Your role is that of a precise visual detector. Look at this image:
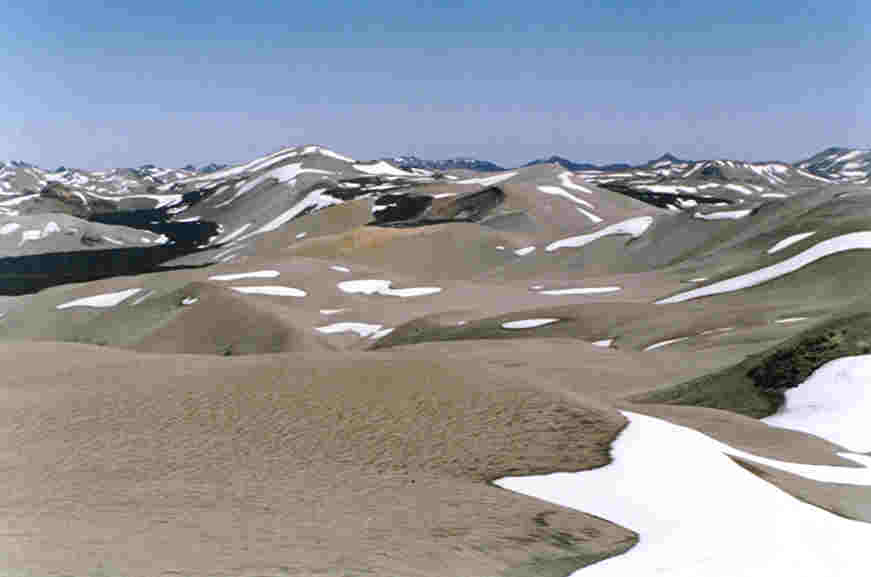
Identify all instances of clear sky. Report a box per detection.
[1,0,867,169]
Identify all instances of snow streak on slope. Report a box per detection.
[496,411,871,577]
[657,232,871,304]
[56,288,142,309]
[546,217,654,252]
[768,232,817,254]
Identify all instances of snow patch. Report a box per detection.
[658,232,871,304]
[230,286,306,297]
[546,216,654,252]
[502,318,560,329]
[57,288,142,309]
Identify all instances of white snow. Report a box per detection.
[575,207,604,223]
[57,288,142,310]
[700,327,735,336]
[352,161,413,177]
[101,236,124,245]
[546,216,654,252]
[0,222,21,235]
[514,246,536,256]
[502,318,560,329]
[330,265,351,273]
[592,339,613,347]
[0,194,39,207]
[677,198,698,208]
[768,231,817,254]
[181,297,199,305]
[775,317,809,324]
[230,286,307,297]
[496,410,871,577]
[644,336,689,351]
[797,169,832,183]
[239,188,341,239]
[538,287,621,295]
[369,327,395,340]
[693,209,752,220]
[208,270,280,281]
[764,355,871,453]
[337,279,442,298]
[129,290,154,306]
[495,245,506,250]
[216,223,252,245]
[762,193,789,199]
[296,232,308,239]
[658,231,871,304]
[319,308,348,315]
[315,322,384,338]
[724,183,755,196]
[538,185,596,210]
[558,172,594,194]
[310,146,355,163]
[456,172,517,186]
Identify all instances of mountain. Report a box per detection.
[644,152,688,167]
[523,155,633,172]
[3,143,871,577]
[388,155,506,172]
[796,146,871,182]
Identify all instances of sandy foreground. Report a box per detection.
[2,335,865,577]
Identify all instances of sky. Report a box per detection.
[0,0,868,170]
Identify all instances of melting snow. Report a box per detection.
[57,288,142,309]
[558,171,594,194]
[330,265,351,273]
[538,185,596,210]
[502,318,560,329]
[658,232,871,304]
[352,161,413,177]
[315,322,384,337]
[457,172,517,186]
[592,339,613,347]
[514,246,536,256]
[644,337,689,351]
[693,209,752,220]
[0,222,21,235]
[764,355,871,453]
[230,286,307,297]
[768,231,817,254]
[296,232,308,239]
[370,327,395,340]
[208,270,280,281]
[496,410,871,577]
[775,317,809,324]
[724,183,755,196]
[319,308,348,315]
[538,287,621,295]
[181,297,199,305]
[337,279,442,298]
[217,223,252,245]
[546,216,654,252]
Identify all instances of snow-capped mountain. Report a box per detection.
[797,147,871,183]
[388,155,506,173]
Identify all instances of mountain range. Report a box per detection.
[2,142,871,577]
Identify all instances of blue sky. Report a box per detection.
[1,0,867,169]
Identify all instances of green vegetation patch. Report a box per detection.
[633,312,871,418]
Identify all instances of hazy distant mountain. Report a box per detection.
[524,155,633,172]
[388,155,506,172]
[644,152,689,167]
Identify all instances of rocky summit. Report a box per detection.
[3,143,871,577]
